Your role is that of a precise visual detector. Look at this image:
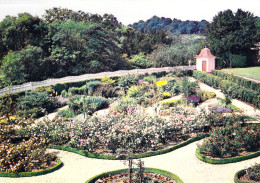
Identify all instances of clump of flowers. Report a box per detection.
[187,96,200,106]
[156,80,167,87]
[0,137,56,173]
[215,106,232,113]
[161,92,171,99]
[199,123,260,158]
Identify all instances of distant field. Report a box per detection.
[221,67,260,81]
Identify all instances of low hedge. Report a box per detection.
[193,70,260,108]
[0,158,63,177]
[195,148,260,164]
[52,134,210,160]
[212,70,260,93]
[85,167,184,183]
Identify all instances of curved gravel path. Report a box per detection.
[0,141,259,183]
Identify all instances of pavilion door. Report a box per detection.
[202,61,207,72]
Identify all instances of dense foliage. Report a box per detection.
[199,123,259,158]
[129,16,209,34]
[193,70,260,108]
[0,138,56,173]
[207,9,258,68]
[0,8,172,88]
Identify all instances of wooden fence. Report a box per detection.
[0,65,196,96]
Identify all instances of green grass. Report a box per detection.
[221,67,260,81]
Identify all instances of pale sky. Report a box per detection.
[0,0,259,25]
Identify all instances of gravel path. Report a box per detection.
[0,141,259,183]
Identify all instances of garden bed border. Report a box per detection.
[85,167,184,183]
[195,148,260,164]
[234,168,255,183]
[0,158,63,177]
[51,134,210,160]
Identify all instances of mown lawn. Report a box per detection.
[221,67,260,81]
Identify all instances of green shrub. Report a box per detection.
[127,85,143,98]
[68,85,87,95]
[196,90,216,102]
[93,85,118,98]
[109,97,138,113]
[179,77,198,97]
[211,70,260,93]
[17,91,59,118]
[35,86,55,96]
[61,90,68,98]
[229,54,247,68]
[68,95,108,115]
[118,74,140,89]
[193,70,260,108]
[86,81,101,96]
[101,77,115,85]
[142,75,157,84]
[161,99,181,107]
[57,108,75,118]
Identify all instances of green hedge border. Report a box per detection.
[195,148,260,164]
[85,167,184,183]
[0,158,63,177]
[52,134,209,160]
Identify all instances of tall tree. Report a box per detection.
[0,51,25,87]
[207,9,257,68]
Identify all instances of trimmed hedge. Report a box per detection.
[0,158,63,177]
[85,167,184,183]
[193,70,260,108]
[195,148,260,164]
[52,134,209,160]
[212,70,260,93]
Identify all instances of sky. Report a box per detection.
[0,0,259,25]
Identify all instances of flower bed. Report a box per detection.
[234,164,260,183]
[85,168,184,183]
[0,158,62,177]
[0,138,62,177]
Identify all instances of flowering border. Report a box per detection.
[195,148,260,164]
[85,167,184,183]
[51,134,210,160]
[0,158,63,177]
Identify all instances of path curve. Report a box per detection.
[0,141,259,183]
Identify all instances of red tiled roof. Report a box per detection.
[196,48,216,58]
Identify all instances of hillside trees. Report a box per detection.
[0,8,173,88]
[207,9,257,68]
[130,16,209,34]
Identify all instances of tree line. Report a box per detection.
[0,8,259,88]
[0,8,172,88]
[129,16,209,34]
